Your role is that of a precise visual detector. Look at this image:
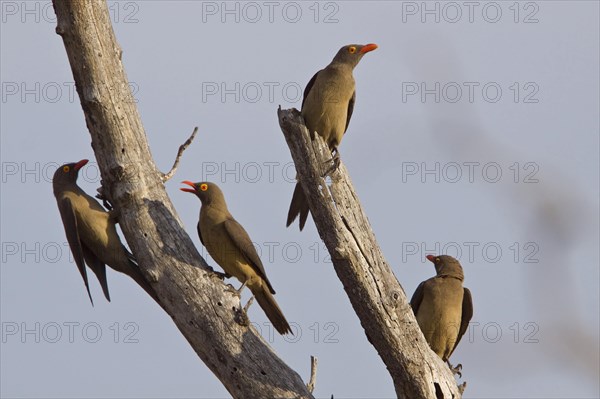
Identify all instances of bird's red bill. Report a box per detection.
[360,43,378,54]
[426,255,436,262]
[180,180,197,193]
[74,159,89,171]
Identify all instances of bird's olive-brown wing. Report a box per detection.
[344,90,356,133]
[58,197,94,305]
[223,218,275,294]
[450,287,473,357]
[410,281,426,316]
[196,222,204,246]
[301,70,320,110]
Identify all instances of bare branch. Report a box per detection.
[52,1,313,397]
[243,296,255,313]
[161,126,199,182]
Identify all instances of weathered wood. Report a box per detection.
[52,1,313,398]
[278,107,462,398]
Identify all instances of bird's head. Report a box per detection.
[180,181,225,206]
[52,159,88,191]
[331,43,378,68]
[426,254,465,280]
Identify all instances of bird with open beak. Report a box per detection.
[181,181,292,335]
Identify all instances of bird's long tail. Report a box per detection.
[286,182,310,231]
[87,262,110,303]
[253,286,292,335]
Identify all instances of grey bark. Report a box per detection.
[52,1,313,398]
[278,107,463,398]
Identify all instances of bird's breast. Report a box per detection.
[302,71,355,145]
[416,279,464,346]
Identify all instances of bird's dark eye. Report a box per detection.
[200,183,208,191]
[435,257,440,263]
[63,166,70,173]
[348,46,357,54]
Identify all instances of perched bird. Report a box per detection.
[181,181,292,335]
[53,159,156,304]
[410,255,473,375]
[287,43,378,230]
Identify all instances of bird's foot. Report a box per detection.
[213,271,230,280]
[225,281,246,296]
[96,184,114,211]
[234,297,254,327]
[457,381,467,394]
[447,362,463,378]
[102,198,114,211]
[236,281,247,295]
[224,284,241,296]
[321,151,340,177]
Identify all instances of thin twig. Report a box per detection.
[161,126,198,182]
[306,355,318,393]
[243,296,255,313]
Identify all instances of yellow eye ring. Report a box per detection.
[348,46,357,54]
[63,166,70,173]
[200,183,208,191]
[435,257,441,263]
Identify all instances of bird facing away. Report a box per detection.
[410,255,473,374]
[53,159,157,304]
[180,181,292,335]
[287,43,378,231]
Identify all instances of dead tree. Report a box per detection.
[52,0,462,397]
[53,1,312,398]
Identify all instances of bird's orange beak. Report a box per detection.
[426,255,436,263]
[74,159,89,171]
[180,180,197,193]
[360,43,378,54]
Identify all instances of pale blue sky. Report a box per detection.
[1,1,599,398]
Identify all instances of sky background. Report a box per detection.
[1,1,599,398]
